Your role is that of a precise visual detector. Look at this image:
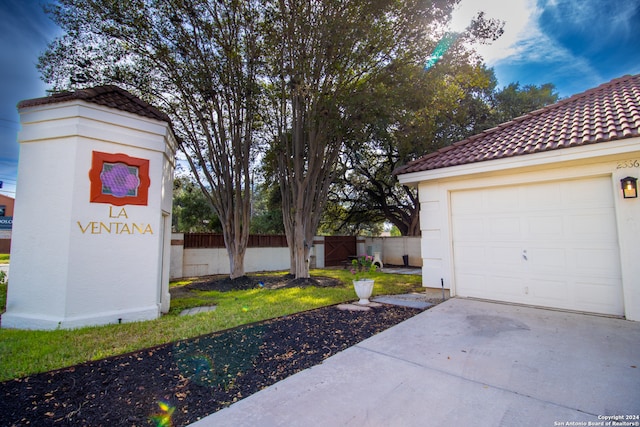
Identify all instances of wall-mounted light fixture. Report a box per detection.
[621,176,638,199]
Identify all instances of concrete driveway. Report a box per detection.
[191,298,640,426]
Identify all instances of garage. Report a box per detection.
[395,74,640,320]
[450,176,623,315]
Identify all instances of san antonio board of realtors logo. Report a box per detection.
[89,151,150,206]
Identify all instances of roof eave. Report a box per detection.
[397,136,640,185]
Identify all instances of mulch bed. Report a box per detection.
[0,275,428,427]
[185,273,343,292]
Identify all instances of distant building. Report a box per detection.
[0,194,14,253]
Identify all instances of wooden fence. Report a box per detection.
[183,233,288,248]
[323,236,357,266]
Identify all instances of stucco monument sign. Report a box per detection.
[1,86,176,330]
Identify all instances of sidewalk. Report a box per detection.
[190,298,640,426]
[380,266,422,275]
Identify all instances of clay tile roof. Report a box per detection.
[17,85,171,123]
[394,74,640,175]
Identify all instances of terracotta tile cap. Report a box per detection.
[18,85,171,123]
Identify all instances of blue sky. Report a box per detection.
[0,0,639,198]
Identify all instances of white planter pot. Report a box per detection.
[353,279,375,305]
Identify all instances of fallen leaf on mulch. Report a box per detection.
[0,303,424,427]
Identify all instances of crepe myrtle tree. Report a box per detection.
[268,2,504,241]
[39,0,263,279]
[261,0,472,278]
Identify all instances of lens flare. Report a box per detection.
[242,306,249,312]
[179,353,215,387]
[150,401,175,427]
[425,32,460,70]
[172,326,265,392]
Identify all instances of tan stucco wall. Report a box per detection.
[402,137,640,321]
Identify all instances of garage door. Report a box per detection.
[451,176,624,316]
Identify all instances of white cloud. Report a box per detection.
[453,0,638,69]
[450,0,541,64]
[450,0,604,86]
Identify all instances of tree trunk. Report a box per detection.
[292,221,309,278]
[227,243,246,279]
[406,205,420,236]
[282,179,315,278]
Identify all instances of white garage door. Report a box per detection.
[451,176,624,316]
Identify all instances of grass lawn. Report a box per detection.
[0,269,422,382]
[0,254,9,263]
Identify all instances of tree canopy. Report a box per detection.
[259,0,503,276]
[172,176,221,233]
[487,82,560,128]
[40,0,508,278]
[323,71,559,236]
